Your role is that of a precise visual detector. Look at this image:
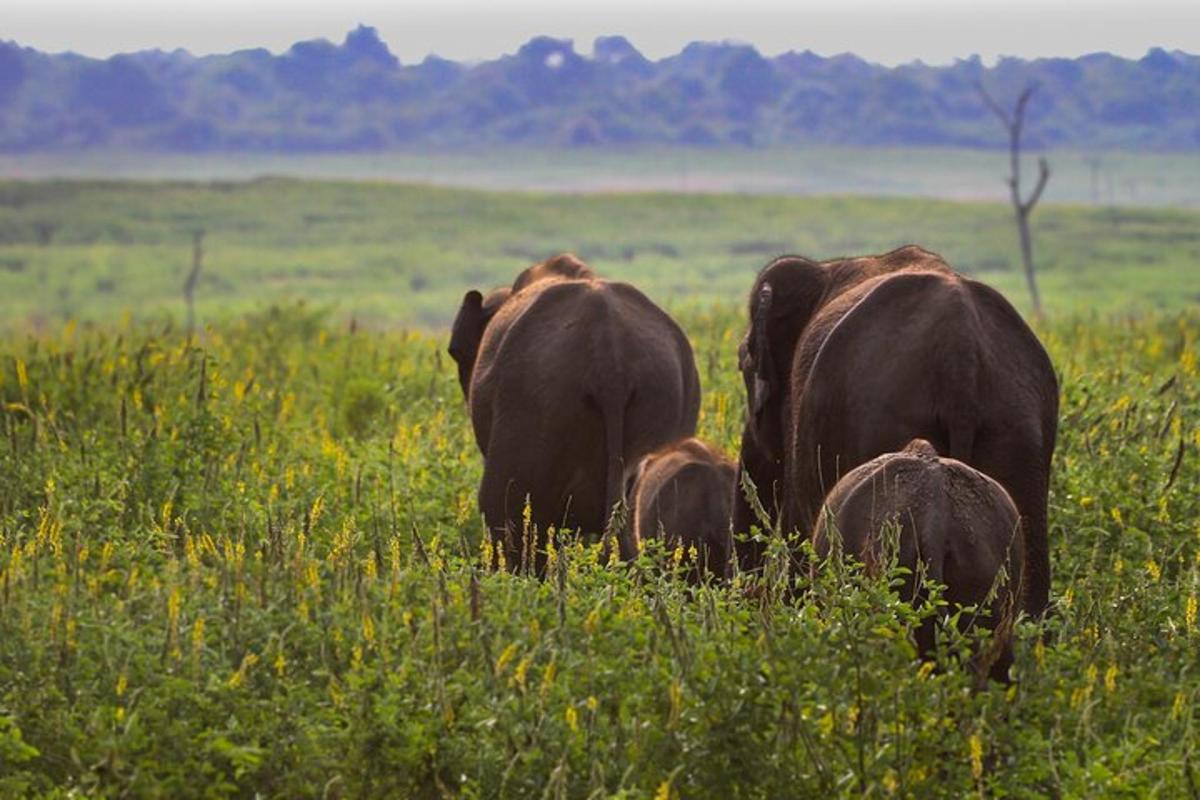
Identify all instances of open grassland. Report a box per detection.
[3,148,1199,208]
[1,304,1198,797]
[1,179,1199,332]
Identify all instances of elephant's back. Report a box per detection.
[794,269,968,394]
[819,445,1021,603]
[962,279,1059,437]
[477,278,699,411]
[794,270,992,451]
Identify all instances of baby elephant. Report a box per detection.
[813,439,1024,682]
[630,438,736,582]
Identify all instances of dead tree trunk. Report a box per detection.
[976,82,1050,317]
[184,229,205,340]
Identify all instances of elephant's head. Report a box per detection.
[738,256,831,460]
[449,287,512,400]
[511,252,595,293]
[738,247,949,457]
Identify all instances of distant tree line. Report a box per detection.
[0,26,1197,152]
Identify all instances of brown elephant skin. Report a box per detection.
[813,439,1025,682]
[735,245,1058,617]
[630,438,736,582]
[449,253,701,571]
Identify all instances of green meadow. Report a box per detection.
[1,178,1198,331]
[0,177,1198,796]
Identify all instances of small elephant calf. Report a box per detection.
[813,439,1024,682]
[630,438,736,582]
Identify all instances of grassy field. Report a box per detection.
[3,148,1199,208]
[0,303,1196,796]
[1,179,1199,332]
[1,176,1199,795]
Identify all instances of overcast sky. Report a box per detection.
[4,0,1198,64]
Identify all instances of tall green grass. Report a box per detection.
[1,304,1196,796]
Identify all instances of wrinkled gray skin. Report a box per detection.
[813,439,1025,683]
[449,254,701,573]
[735,245,1058,617]
[630,438,736,583]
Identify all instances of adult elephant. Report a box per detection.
[734,245,1058,616]
[449,253,701,572]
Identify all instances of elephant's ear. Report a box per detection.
[449,288,512,400]
[449,290,486,399]
[449,290,483,362]
[748,283,775,418]
[740,257,830,460]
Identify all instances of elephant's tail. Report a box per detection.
[600,390,636,561]
[908,510,947,658]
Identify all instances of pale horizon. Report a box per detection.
[4,0,1198,66]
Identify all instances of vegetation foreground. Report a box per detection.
[0,303,1197,797]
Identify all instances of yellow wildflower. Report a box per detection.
[882,771,898,794]
[512,656,531,690]
[668,679,683,727]
[495,642,519,675]
[968,733,984,779]
[227,652,259,689]
[309,495,324,530]
[540,660,557,698]
[191,617,206,657]
[167,586,182,627]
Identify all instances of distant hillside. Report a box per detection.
[1,26,1197,152]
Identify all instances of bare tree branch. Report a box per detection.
[1022,157,1051,213]
[974,80,1012,128]
[977,80,1049,317]
[1012,84,1037,135]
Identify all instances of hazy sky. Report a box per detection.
[4,0,1198,64]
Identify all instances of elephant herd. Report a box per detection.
[449,246,1058,680]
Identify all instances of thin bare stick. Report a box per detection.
[184,229,205,340]
[976,81,1050,317]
